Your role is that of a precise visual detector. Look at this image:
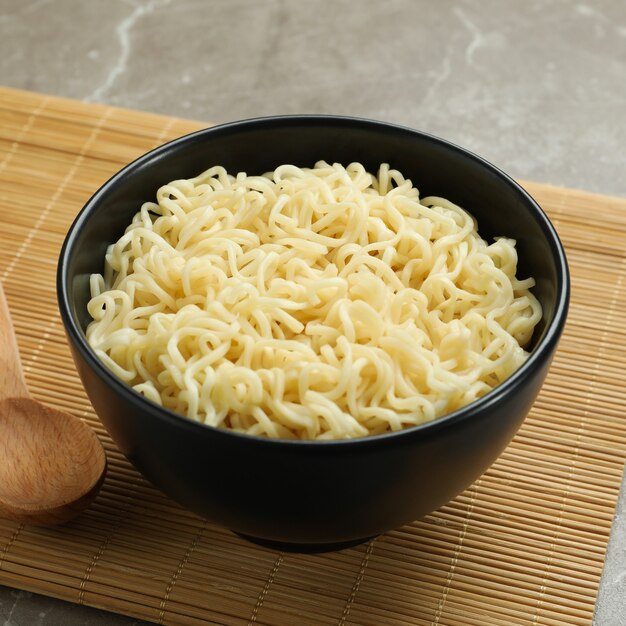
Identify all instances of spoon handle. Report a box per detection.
[0,281,30,400]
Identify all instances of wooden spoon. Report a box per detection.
[0,281,106,525]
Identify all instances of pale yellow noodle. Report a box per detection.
[87,162,542,440]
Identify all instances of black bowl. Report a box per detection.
[58,116,569,550]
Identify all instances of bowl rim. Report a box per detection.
[57,114,570,449]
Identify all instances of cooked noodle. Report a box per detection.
[86,162,542,439]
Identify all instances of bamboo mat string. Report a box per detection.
[337,540,376,626]
[1,87,625,626]
[432,479,481,624]
[154,116,180,146]
[248,552,285,624]
[22,317,60,376]
[76,469,150,606]
[77,529,112,606]
[0,96,49,177]
[0,524,23,572]
[157,521,208,624]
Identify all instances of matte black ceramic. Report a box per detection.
[58,116,569,550]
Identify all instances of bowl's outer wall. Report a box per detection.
[71,341,554,543]
[60,118,568,544]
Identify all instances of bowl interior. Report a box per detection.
[63,116,565,381]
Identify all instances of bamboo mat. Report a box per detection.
[0,86,625,626]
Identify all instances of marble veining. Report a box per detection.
[87,0,173,102]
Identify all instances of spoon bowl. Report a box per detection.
[0,282,106,525]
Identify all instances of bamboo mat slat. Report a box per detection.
[0,85,625,626]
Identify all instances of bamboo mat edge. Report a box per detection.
[3,83,626,208]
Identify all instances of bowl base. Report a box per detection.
[234,532,376,553]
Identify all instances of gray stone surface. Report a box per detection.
[0,588,145,626]
[0,0,625,624]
